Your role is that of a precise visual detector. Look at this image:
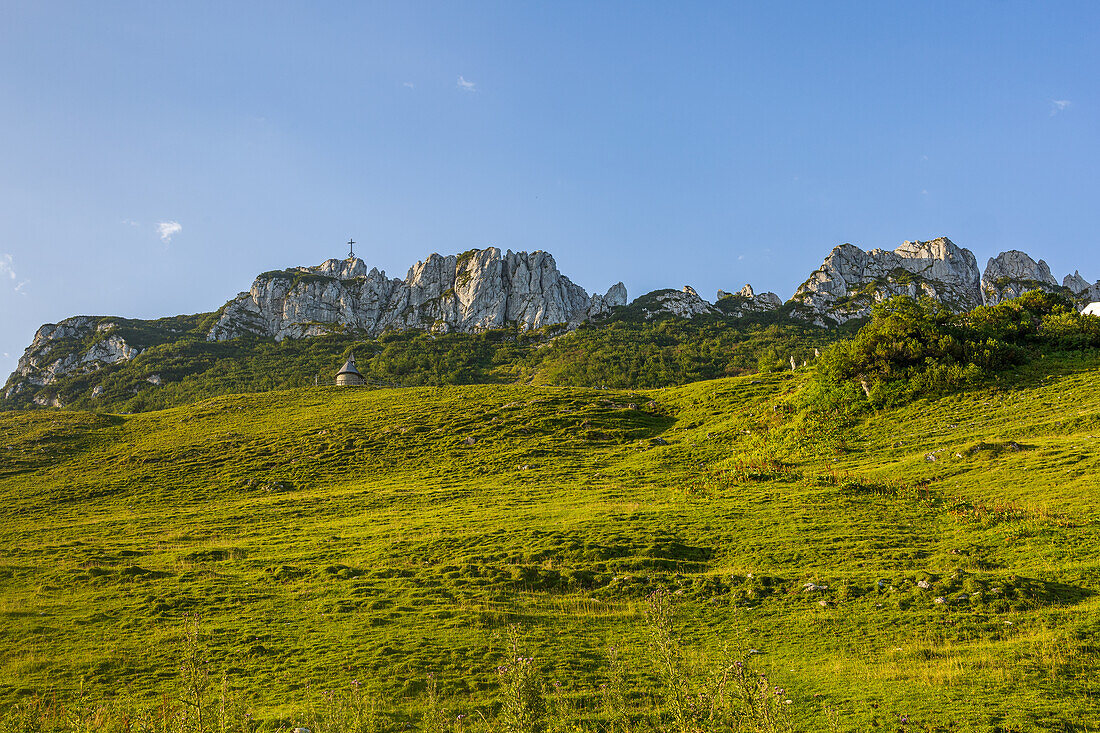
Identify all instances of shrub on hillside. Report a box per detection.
[803,291,1100,411]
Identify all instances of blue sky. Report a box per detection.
[1,1,1097,377]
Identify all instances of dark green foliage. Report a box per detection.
[803,291,1100,412]
[4,312,834,413]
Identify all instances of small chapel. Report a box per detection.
[335,353,366,386]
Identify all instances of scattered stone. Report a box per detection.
[146,374,162,385]
[649,437,669,446]
[818,600,830,607]
[934,597,946,604]
[917,580,932,590]
[463,436,478,446]
[91,385,104,398]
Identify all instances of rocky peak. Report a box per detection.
[4,316,143,399]
[714,283,783,318]
[790,237,981,326]
[981,250,1059,306]
[207,247,627,342]
[1062,270,1100,305]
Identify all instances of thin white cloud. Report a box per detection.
[403,82,415,89]
[121,218,140,227]
[457,75,477,92]
[156,220,182,244]
[1051,99,1072,116]
[0,254,28,294]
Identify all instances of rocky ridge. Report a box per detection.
[4,317,143,400]
[789,238,983,326]
[6,238,1099,406]
[208,248,627,342]
[980,250,1060,306]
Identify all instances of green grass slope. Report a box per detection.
[3,310,833,415]
[1,354,1099,731]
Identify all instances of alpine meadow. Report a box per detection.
[3,4,1100,732]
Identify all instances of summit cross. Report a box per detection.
[347,239,355,259]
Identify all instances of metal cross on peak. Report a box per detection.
[347,238,356,259]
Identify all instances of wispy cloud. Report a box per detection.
[156,220,182,244]
[1,253,28,294]
[121,218,140,227]
[1051,99,1072,116]
[403,82,415,89]
[457,75,477,92]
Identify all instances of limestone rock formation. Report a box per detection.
[207,248,627,341]
[980,251,1060,305]
[714,283,783,318]
[636,286,717,320]
[1063,271,1100,306]
[790,237,982,325]
[4,317,143,399]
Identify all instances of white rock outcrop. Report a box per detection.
[980,250,1060,305]
[715,284,783,318]
[637,286,717,320]
[4,318,142,398]
[208,249,627,341]
[790,237,982,325]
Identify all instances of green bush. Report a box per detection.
[804,291,1100,411]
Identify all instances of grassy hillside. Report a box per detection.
[2,308,834,414]
[2,349,1099,731]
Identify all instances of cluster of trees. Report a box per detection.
[801,291,1100,412]
[9,290,1097,414]
[9,313,832,412]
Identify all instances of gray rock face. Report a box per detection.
[714,283,783,318]
[980,250,1059,305]
[1063,270,1100,305]
[208,249,627,341]
[638,286,718,320]
[790,237,982,325]
[4,317,143,398]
